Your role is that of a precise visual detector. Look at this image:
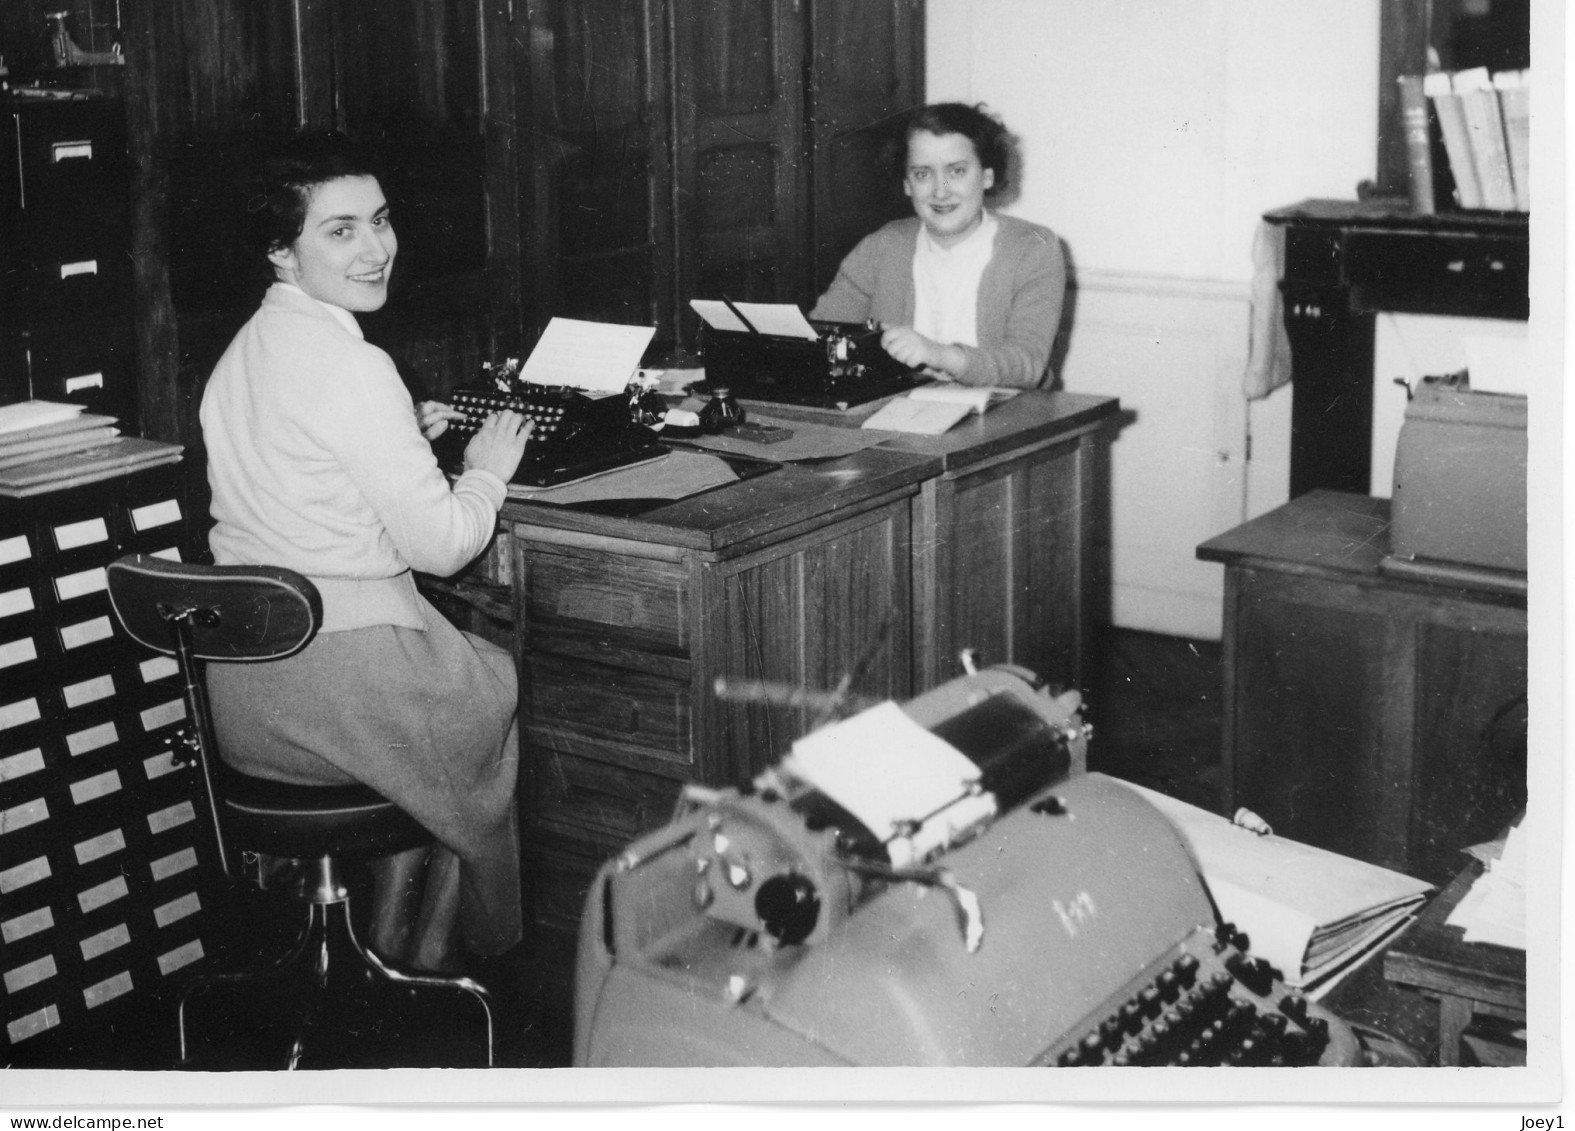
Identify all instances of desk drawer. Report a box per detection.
[1345,230,1528,319]
[524,653,693,770]
[520,545,688,652]
[530,750,679,847]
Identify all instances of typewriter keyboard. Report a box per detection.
[1040,921,1349,1067]
[448,386,580,442]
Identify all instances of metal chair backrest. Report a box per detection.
[106,554,323,876]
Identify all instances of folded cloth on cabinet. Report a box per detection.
[1243,220,1293,400]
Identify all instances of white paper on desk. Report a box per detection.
[860,396,971,435]
[689,299,819,341]
[518,318,656,393]
[0,400,85,435]
[907,385,1019,415]
[783,700,995,867]
[1447,818,1527,949]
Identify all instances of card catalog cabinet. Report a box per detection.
[0,464,218,1060]
[0,96,136,427]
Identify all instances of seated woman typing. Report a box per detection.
[810,102,1066,389]
[199,132,532,979]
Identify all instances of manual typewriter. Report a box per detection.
[436,364,663,488]
[700,319,928,410]
[574,665,1361,1068]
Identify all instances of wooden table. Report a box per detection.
[1383,853,1527,1066]
[1197,490,1526,884]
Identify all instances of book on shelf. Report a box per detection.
[1425,70,1483,209]
[1119,781,1433,999]
[1397,74,1436,214]
[1494,69,1530,212]
[1455,66,1517,211]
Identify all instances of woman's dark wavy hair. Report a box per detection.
[246,130,389,260]
[897,102,1012,196]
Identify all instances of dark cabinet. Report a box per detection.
[0,97,137,426]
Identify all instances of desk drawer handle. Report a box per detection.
[1489,259,1506,271]
[1446,260,1465,273]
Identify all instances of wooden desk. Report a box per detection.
[1383,855,1527,1066]
[483,391,1116,935]
[1264,200,1528,497]
[1197,491,1526,885]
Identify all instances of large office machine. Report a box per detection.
[574,667,1359,1067]
[700,319,926,410]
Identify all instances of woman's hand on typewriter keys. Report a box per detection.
[463,409,533,482]
[416,400,468,440]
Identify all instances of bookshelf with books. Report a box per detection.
[1411,67,1529,215]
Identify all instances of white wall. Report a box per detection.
[926,0,1381,636]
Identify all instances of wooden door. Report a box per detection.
[805,0,924,300]
[519,0,674,343]
[670,0,807,346]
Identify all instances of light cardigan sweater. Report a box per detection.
[810,213,1067,388]
[200,283,508,632]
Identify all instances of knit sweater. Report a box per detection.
[810,213,1067,388]
[200,283,507,632]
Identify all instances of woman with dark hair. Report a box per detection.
[811,102,1066,388]
[199,131,532,976]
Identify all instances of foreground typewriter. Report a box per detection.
[574,666,1360,1067]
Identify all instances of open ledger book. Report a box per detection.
[1119,782,1433,999]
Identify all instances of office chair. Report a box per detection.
[106,553,494,1069]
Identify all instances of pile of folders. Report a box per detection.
[0,401,182,498]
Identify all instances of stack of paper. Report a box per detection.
[861,386,1017,435]
[1120,782,1433,998]
[1446,819,1526,950]
[0,403,181,497]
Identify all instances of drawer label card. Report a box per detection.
[79,922,132,962]
[0,747,44,782]
[131,499,182,531]
[74,827,125,865]
[7,1004,61,1045]
[140,700,185,732]
[69,769,122,806]
[0,697,41,732]
[157,939,204,977]
[55,567,107,602]
[67,721,118,756]
[142,750,179,780]
[153,891,201,928]
[0,586,34,617]
[1,797,49,836]
[59,261,98,280]
[0,534,30,566]
[53,517,109,551]
[60,616,114,650]
[78,874,129,914]
[83,970,133,1010]
[1,905,55,945]
[150,846,198,882]
[0,636,38,669]
[63,673,116,709]
[52,140,93,162]
[138,655,179,683]
[4,954,58,995]
[147,800,196,835]
[0,854,51,894]
[151,546,183,562]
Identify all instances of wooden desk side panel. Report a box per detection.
[911,434,1090,693]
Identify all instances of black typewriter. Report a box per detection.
[437,382,663,488]
[700,319,927,410]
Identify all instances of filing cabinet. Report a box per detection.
[0,464,221,1061]
[0,95,136,427]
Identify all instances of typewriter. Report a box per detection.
[436,377,663,488]
[701,319,928,410]
[574,666,1361,1068]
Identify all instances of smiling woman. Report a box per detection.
[809,102,1067,389]
[196,131,534,988]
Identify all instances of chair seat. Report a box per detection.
[218,763,429,860]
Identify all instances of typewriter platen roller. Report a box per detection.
[573,668,1360,1067]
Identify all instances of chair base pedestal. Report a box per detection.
[177,861,494,1070]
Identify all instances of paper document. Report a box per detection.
[783,700,995,867]
[908,385,1019,415]
[861,397,971,435]
[690,299,818,341]
[0,400,85,436]
[518,318,656,393]
[1446,818,1526,950]
[1119,782,1432,995]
